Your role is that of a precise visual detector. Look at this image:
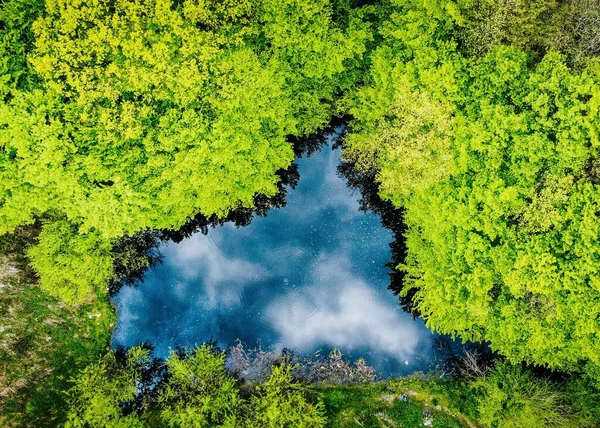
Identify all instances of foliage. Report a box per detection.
[63,348,327,427]
[65,347,150,428]
[344,67,457,203]
[544,0,600,67]
[403,48,600,378]
[390,365,599,427]
[247,361,326,427]
[61,344,599,427]
[471,362,573,427]
[346,0,600,383]
[159,345,240,427]
[306,349,376,384]
[451,0,600,67]
[456,0,559,57]
[27,221,113,304]
[0,0,370,303]
[0,0,44,96]
[3,0,600,426]
[108,231,162,296]
[342,0,464,204]
[564,375,600,427]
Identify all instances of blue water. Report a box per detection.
[112,140,439,376]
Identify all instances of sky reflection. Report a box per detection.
[112,141,436,376]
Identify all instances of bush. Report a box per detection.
[564,375,600,427]
[159,345,241,427]
[248,361,326,427]
[472,362,572,427]
[65,347,149,428]
[306,349,376,384]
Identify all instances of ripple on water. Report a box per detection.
[300,250,324,323]
[207,229,225,255]
[239,266,268,308]
[290,287,319,323]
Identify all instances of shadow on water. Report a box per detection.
[335,146,417,317]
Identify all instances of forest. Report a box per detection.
[2,0,600,426]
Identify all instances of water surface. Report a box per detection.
[113,140,439,376]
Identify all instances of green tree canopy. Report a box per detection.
[65,347,149,428]
[159,345,240,427]
[27,220,113,303]
[247,361,326,427]
[345,0,600,383]
[0,0,369,303]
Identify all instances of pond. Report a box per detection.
[112,133,445,377]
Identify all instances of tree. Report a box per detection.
[472,362,572,427]
[65,347,150,428]
[544,0,600,67]
[247,361,326,427]
[27,221,113,304]
[345,0,600,383]
[456,0,559,57]
[159,345,241,427]
[0,0,369,303]
[399,48,600,379]
[0,0,45,96]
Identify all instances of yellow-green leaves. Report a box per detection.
[0,0,44,96]
[399,47,600,375]
[344,15,461,205]
[67,346,327,427]
[0,0,368,304]
[249,361,326,427]
[345,1,600,382]
[65,347,150,428]
[160,346,240,427]
[28,221,113,304]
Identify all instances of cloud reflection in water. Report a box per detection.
[112,143,434,376]
[266,253,422,364]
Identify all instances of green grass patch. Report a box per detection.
[0,256,115,427]
[388,376,478,422]
[321,382,466,427]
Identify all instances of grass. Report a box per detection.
[0,237,116,427]
[387,376,479,426]
[320,380,473,427]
